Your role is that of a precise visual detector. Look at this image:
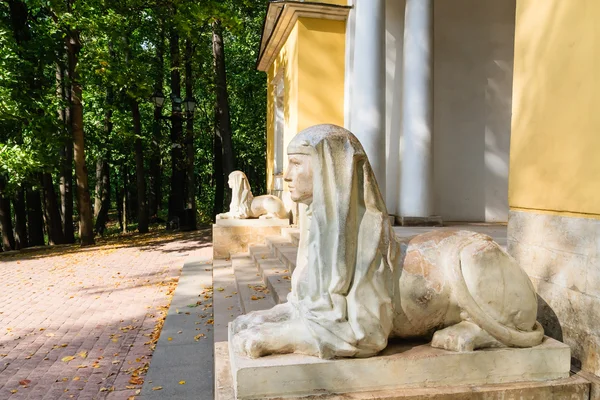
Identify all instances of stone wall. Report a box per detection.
[508,210,600,375]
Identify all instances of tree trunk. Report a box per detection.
[0,177,15,251]
[26,187,45,246]
[185,38,196,230]
[57,60,75,244]
[212,20,235,181]
[150,107,163,219]
[94,160,110,235]
[132,100,149,233]
[13,186,28,249]
[167,26,185,226]
[121,165,128,233]
[41,173,66,245]
[94,84,114,234]
[59,145,75,244]
[149,22,164,219]
[94,158,103,218]
[212,132,225,219]
[67,29,94,246]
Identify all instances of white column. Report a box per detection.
[350,0,386,197]
[400,0,433,218]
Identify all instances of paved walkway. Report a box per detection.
[0,229,212,400]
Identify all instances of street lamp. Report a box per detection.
[184,97,196,114]
[151,92,194,120]
[151,91,165,108]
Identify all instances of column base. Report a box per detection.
[396,215,443,227]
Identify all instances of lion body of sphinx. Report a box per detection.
[390,230,542,351]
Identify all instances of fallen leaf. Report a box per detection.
[77,351,87,359]
[10,389,17,394]
[19,379,31,386]
[167,337,172,341]
[61,356,75,362]
[152,386,163,391]
[179,380,186,385]
[129,376,144,385]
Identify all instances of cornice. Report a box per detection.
[257,1,351,72]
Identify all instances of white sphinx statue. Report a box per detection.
[216,171,287,220]
[232,124,543,359]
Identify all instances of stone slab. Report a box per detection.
[256,258,291,304]
[141,258,214,400]
[213,260,242,343]
[213,221,289,259]
[216,341,587,400]
[228,326,571,400]
[396,215,443,227]
[215,218,290,227]
[231,255,275,314]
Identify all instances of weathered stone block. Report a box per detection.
[228,320,570,400]
[213,219,290,259]
[508,210,600,376]
[216,340,584,400]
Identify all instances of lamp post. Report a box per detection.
[151,91,197,230]
[151,91,196,120]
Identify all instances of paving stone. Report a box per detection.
[0,230,212,399]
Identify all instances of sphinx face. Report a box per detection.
[284,154,313,205]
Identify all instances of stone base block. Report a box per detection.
[216,341,585,400]
[227,324,571,399]
[213,219,290,259]
[396,215,443,227]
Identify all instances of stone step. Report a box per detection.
[255,258,292,304]
[281,227,301,246]
[248,245,273,263]
[231,254,276,314]
[213,259,243,343]
[274,244,297,272]
[248,244,293,305]
[265,235,294,252]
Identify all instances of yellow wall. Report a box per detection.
[265,17,346,191]
[266,24,299,191]
[509,0,600,217]
[297,18,346,131]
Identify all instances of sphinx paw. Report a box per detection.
[232,328,268,358]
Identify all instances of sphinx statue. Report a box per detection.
[231,124,543,359]
[216,171,287,220]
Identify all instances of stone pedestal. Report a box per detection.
[226,323,571,399]
[213,219,290,259]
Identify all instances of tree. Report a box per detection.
[184,37,196,230]
[212,19,235,209]
[167,21,186,226]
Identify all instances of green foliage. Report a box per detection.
[0,0,268,235]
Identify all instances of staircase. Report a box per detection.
[213,227,299,344]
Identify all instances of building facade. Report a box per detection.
[258,0,600,380]
[258,0,516,223]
